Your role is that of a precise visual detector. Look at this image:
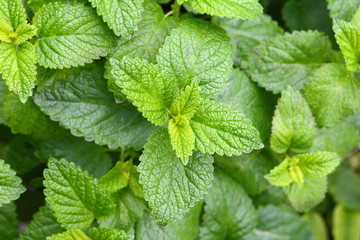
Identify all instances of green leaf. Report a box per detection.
[303,212,328,240]
[0,41,36,103]
[351,6,360,27]
[200,169,256,240]
[47,229,89,240]
[89,0,144,36]
[180,0,262,20]
[170,84,201,120]
[302,63,360,127]
[0,159,25,207]
[0,203,18,240]
[190,99,263,156]
[34,63,155,150]
[110,56,178,126]
[242,31,333,93]
[19,206,65,240]
[333,20,360,71]
[25,0,88,13]
[284,177,327,212]
[266,158,293,187]
[0,20,14,43]
[43,158,115,230]
[333,205,360,240]
[99,160,133,193]
[212,16,283,66]
[12,23,37,45]
[0,0,27,29]
[0,79,6,125]
[33,2,116,69]
[270,87,316,153]
[217,69,276,140]
[326,0,360,21]
[157,19,233,98]
[138,128,214,224]
[88,228,128,240]
[214,151,275,196]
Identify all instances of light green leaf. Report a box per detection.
[13,23,37,45]
[0,41,36,103]
[200,169,256,240]
[265,158,293,187]
[334,20,360,71]
[0,203,18,240]
[242,31,333,93]
[89,0,144,36]
[34,63,155,150]
[25,0,88,13]
[138,128,214,224]
[217,69,276,140]
[190,99,263,156]
[33,2,116,69]
[270,87,316,153]
[43,158,115,230]
[88,228,128,240]
[303,212,328,240]
[0,159,25,207]
[170,84,201,120]
[302,63,360,127]
[180,0,262,20]
[284,177,327,212]
[351,6,360,27]
[0,0,27,29]
[157,19,233,98]
[326,0,360,21]
[47,229,89,240]
[99,160,133,193]
[19,206,65,240]
[212,16,283,66]
[333,205,360,240]
[0,20,14,43]
[110,56,178,126]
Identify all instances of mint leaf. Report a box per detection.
[0,159,25,207]
[212,16,283,66]
[19,206,65,240]
[190,99,263,156]
[0,203,18,240]
[326,0,360,21]
[302,63,360,127]
[0,42,36,103]
[138,128,214,224]
[266,158,293,187]
[0,79,6,125]
[34,63,155,150]
[333,205,360,240]
[0,0,27,29]
[0,20,14,43]
[303,212,328,240]
[89,0,144,36]
[334,20,360,71]
[33,2,116,69]
[47,229,89,240]
[270,87,316,153]
[12,23,37,45]
[88,228,128,240]
[217,69,276,140]
[110,56,178,126]
[200,169,256,239]
[157,19,233,98]
[242,31,333,93]
[180,0,263,20]
[99,160,133,193]
[43,158,115,230]
[170,84,201,120]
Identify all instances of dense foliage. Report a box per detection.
[0,0,360,239]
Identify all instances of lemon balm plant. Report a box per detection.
[0,0,360,239]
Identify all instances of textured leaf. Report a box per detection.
[190,99,263,156]
[0,203,18,240]
[110,56,178,126]
[200,169,256,240]
[333,205,360,240]
[242,31,333,93]
[88,228,128,240]
[284,177,327,212]
[212,16,283,66]
[43,158,115,230]
[19,206,65,240]
[0,159,25,207]
[214,151,275,196]
[99,160,133,193]
[34,63,155,150]
[138,128,214,224]
[302,63,360,127]
[334,20,360,71]
[217,69,276,140]
[170,84,201,120]
[157,19,233,98]
[0,20,15,43]
[25,0,88,13]
[180,0,262,20]
[89,0,144,36]
[326,0,360,21]
[0,41,36,103]
[47,229,89,240]
[266,158,293,187]
[12,23,37,45]
[0,0,27,29]
[270,87,316,153]
[33,2,116,69]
